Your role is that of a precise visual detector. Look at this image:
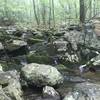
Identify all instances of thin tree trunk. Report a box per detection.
[52,0,55,28]
[49,0,52,29]
[79,0,85,24]
[32,0,40,27]
[89,0,92,18]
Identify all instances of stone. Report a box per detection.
[21,63,64,86]
[43,86,60,100]
[74,82,100,100]
[0,70,23,100]
[0,86,11,100]
[63,82,100,100]
[12,40,27,47]
[0,42,4,50]
[0,64,3,72]
[53,39,68,52]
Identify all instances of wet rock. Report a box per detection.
[63,82,100,100]
[63,91,86,100]
[4,40,27,52]
[0,40,28,57]
[33,31,43,39]
[43,86,60,100]
[64,53,79,63]
[0,64,3,72]
[68,24,82,31]
[75,82,100,100]
[21,63,64,87]
[90,54,100,66]
[27,53,52,64]
[27,38,44,45]
[64,76,86,83]
[0,86,11,100]
[54,31,65,37]
[0,42,4,50]
[53,39,68,52]
[0,70,23,100]
[12,40,27,47]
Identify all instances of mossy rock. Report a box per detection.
[27,38,44,44]
[0,61,22,71]
[27,54,52,64]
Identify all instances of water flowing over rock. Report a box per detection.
[21,63,64,86]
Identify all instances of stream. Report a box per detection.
[22,69,100,100]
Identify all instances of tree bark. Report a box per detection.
[32,0,40,26]
[79,0,85,24]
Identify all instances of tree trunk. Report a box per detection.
[49,0,52,29]
[52,0,55,28]
[32,0,40,26]
[79,0,85,24]
[89,0,92,18]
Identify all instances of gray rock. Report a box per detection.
[90,54,100,66]
[53,39,68,52]
[64,76,86,83]
[0,86,11,100]
[63,82,100,100]
[5,40,27,52]
[0,70,23,100]
[43,86,60,100]
[22,63,64,86]
[0,64,3,72]
[0,42,4,50]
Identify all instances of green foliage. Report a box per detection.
[0,0,100,26]
[27,38,44,44]
[27,53,52,64]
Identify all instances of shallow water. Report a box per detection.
[23,70,100,100]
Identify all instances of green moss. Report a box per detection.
[27,54,52,64]
[0,61,22,71]
[27,38,44,44]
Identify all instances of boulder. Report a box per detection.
[90,54,100,66]
[53,39,68,52]
[64,53,79,63]
[0,64,3,72]
[43,86,60,100]
[0,70,23,100]
[21,63,64,86]
[27,53,52,64]
[0,86,11,100]
[0,42,4,50]
[7,40,27,51]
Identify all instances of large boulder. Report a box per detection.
[0,70,23,100]
[21,63,64,86]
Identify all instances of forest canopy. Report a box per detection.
[0,0,100,28]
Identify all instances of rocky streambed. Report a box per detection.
[0,63,100,100]
[0,20,100,100]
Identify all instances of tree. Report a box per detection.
[52,0,55,28]
[49,0,52,29]
[89,0,92,18]
[32,0,40,26]
[79,0,85,24]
